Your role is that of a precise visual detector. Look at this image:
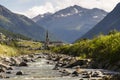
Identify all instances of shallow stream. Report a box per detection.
[2,56,119,80]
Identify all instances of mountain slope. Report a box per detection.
[0,5,46,41]
[0,26,31,40]
[81,3,120,39]
[33,5,107,43]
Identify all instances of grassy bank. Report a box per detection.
[0,44,18,56]
[0,40,42,57]
[52,31,120,64]
[17,40,42,54]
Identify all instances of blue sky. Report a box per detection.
[0,0,119,18]
[0,0,51,11]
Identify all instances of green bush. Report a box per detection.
[52,32,120,63]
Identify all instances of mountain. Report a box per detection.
[0,26,30,40]
[0,4,48,41]
[81,3,120,39]
[33,5,107,43]
[32,12,52,22]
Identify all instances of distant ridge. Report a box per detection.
[81,3,120,39]
[0,27,30,40]
[33,5,107,43]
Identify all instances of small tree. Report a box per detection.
[108,29,118,35]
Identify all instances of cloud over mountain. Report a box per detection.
[22,0,119,18]
[24,2,55,18]
[1,0,119,18]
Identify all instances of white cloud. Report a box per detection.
[20,0,120,18]
[23,2,55,18]
[18,0,35,3]
[54,0,120,12]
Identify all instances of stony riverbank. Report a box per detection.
[0,53,38,78]
[0,52,119,80]
[45,53,120,80]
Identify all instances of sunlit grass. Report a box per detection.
[51,31,120,63]
[16,40,43,54]
[0,44,18,56]
[0,39,43,57]
[17,40,42,48]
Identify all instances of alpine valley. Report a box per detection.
[33,5,108,43]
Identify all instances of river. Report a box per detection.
[1,54,119,80]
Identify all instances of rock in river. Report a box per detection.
[19,62,28,67]
[16,71,23,75]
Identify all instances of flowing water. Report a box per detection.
[3,58,80,80]
[2,56,119,80]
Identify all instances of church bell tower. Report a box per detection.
[44,30,49,50]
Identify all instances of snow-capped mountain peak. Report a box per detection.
[32,12,52,22]
[32,5,108,43]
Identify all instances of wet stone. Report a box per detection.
[19,62,28,67]
[7,67,13,70]
[6,71,11,74]
[0,68,5,72]
[0,74,6,78]
[16,71,23,75]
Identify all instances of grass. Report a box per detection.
[16,40,42,54]
[17,40,42,48]
[0,44,18,57]
[0,39,43,57]
[51,31,120,63]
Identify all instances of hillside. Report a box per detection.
[33,5,107,43]
[0,37,42,57]
[81,3,120,39]
[0,5,46,41]
[0,27,30,40]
